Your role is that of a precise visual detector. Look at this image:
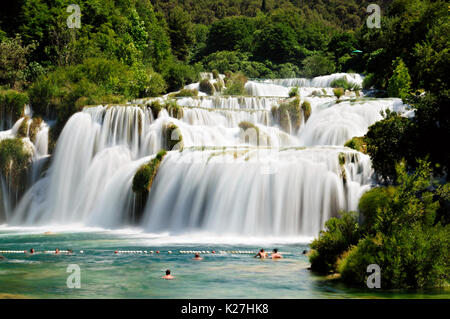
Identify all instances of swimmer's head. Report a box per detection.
[166,269,171,275]
[30,248,35,254]
[195,253,200,258]
[260,249,264,252]
[273,249,278,253]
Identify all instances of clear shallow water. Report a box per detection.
[0,228,448,299]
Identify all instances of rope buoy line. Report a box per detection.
[1,249,291,255]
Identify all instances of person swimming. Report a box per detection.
[271,249,283,259]
[193,253,203,260]
[254,249,268,259]
[29,248,35,254]
[55,248,60,254]
[162,269,174,280]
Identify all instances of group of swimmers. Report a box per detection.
[161,248,282,280]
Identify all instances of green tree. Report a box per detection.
[388,58,411,99]
[167,6,194,62]
[302,53,336,78]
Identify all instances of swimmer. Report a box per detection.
[29,248,35,254]
[193,253,203,260]
[271,249,283,259]
[55,248,60,254]
[254,249,268,259]
[162,269,174,280]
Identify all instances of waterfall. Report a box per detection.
[0,73,413,238]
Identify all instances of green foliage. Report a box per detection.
[199,79,215,95]
[333,88,344,99]
[203,51,247,74]
[0,138,31,181]
[223,72,247,96]
[0,90,28,123]
[163,60,200,92]
[302,53,336,78]
[0,35,36,89]
[362,73,376,90]
[344,136,366,154]
[164,100,184,119]
[365,110,411,183]
[207,16,256,53]
[289,87,299,98]
[173,89,198,97]
[330,160,450,288]
[330,77,360,91]
[132,149,167,193]
[148,100,163,119]
[388,58,411,100]
[301,101,311,122]
[167,6,194,62]
[309,211,361,273]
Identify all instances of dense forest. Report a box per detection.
[0,0,449,289]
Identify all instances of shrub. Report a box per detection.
[163,61,199,92]
[333,87,344,99]
[358,187,395,232]
[362,73,376,90]
[344,136,367,153]
[212,69,220,80]
[289,87,299,98]
[223,72,247,96]
[302,53,336,78]
[0,138,31,181]
[173,89,198,97]
[199,79,215,95]
[0,89,28,124]
[301,101,311,122]
[165,101,184,119]
[148,100,163,119]
[309,211,361,273]
[278,98,301,132]
[330,77,360,91]
[388,58,411,100]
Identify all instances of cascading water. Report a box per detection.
[0,73,412,239]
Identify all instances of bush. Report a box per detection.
[0,89,28,124]
[289,87,299,98]
[0,138,31,181]
[330,77,360,91]
[333,88,344,99]
[165,100,184,119]
[132,149,167,194]
[362,73,376,90]
[148,100,163,119]
[163,61,199,92]
[358,187,395,232]
[301,101,311,122]
[223,72,247,96]
[199,79,215,95]
[309,211,361,273]
[173,89,198,97]
[388,58,411,100]
[302,53,336,78]
[344,136,367,153]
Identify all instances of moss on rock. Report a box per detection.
[165,123,184,150]
[301,101,311,122]
[278,97,301,133]
[0,138,32,181]
[132,149,167,194]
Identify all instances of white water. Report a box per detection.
[0,73,412,239]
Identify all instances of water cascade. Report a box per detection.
[0,73,412,239]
